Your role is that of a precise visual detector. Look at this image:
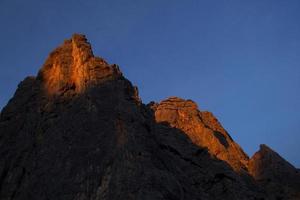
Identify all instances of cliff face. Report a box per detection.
[38,34,122,95]
[249,145,300,200]
[152,97,249,172]
[0,34,299,200]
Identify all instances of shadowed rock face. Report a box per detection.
[0,34,299,200]
[249,144,300,200]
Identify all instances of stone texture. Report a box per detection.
[249,144,300,200]
[38,34,122,95]
[0,34,299,200]
[152,97,249,173]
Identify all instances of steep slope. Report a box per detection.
[0,34,264,200]
[152,97,249,172]
[249,144,300,200]
[0,34,298,200]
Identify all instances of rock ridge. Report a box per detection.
[0,34,299,200]
[37,34,122,95]
[152,97,249,172]
[249,144,300,199]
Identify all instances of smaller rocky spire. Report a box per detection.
[152,97,249,172]
[249,144,300,199]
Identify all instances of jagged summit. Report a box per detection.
[249,144,298,177]
[0,34,299,200]
[249,144,300,199]
[152,97,249,172]
[37,34,122,95]
[256,144,278,155]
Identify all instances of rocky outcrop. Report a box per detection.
[0,34,299,200]
[249,144,300,199]
[38,34,122,95]
[152,97,249,172]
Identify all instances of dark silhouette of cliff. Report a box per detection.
[0,34,299,200]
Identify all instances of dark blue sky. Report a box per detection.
[0,0,299,167]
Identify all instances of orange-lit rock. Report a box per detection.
[249,144,300,199]
[37,34,122,95]
[1,34,299,200]
[153,97,249,172]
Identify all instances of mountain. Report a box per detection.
[0,34,299,200]
[249,144,300,200]
[152,97,249,172]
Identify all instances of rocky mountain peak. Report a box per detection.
[153,97,249,172]
[258,144,274,152]
[0,34,299,200]
[249,144,300,199]
[249,144,299,178]
[37,33,122,95]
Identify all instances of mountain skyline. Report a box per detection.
[0,0,299,168]
[0,34,299,199]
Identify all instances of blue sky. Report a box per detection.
[0,0,299,167]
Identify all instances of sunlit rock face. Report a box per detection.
[37,34,122,95]
[152,97,249,172]
[0,34,299,200]
[249,144,300,199]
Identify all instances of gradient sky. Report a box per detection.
[0,0,299,167]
